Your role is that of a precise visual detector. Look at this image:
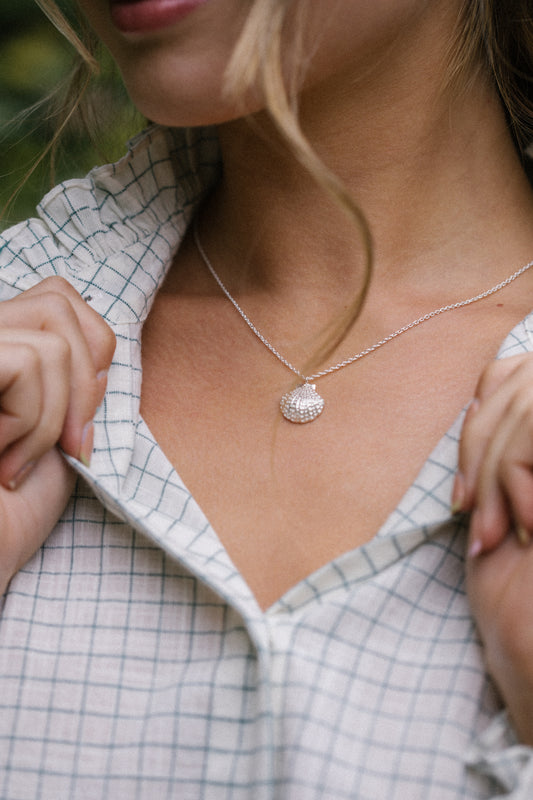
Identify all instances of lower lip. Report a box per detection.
[109,0,208,33]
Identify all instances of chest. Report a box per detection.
[139,290,523,609]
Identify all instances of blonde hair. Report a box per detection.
[24,0,533,368]
[221,0,533,367]
[27,2,99,173]
[32,0,373,372]
[224,0,373,371]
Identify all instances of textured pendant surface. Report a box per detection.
[280,383,324,423]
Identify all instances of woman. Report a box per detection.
[1,0,533,796]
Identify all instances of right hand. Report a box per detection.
[454,353,533,554]
[0,276,116,593]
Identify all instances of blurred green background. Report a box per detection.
[0,0,144,229]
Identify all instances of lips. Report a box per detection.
[109,0,208,33]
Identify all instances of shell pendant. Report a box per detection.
[280,383,325,424]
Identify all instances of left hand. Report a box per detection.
[456,353,533,744]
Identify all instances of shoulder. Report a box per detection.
[0,126,220,320]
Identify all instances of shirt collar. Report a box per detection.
[39,124,221,325]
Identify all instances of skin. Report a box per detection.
[3,0,533,742]
[0,277,115,592]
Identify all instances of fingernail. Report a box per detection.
[517,526,531,547]
[79,422,94,468]
[468,538,483,559]
[7,461,36,491]
[468,507,484,558]
[451,471,465,514]
[96,371,108,408]
[468,398,480,414]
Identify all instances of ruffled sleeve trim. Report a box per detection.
[467,711,533,798]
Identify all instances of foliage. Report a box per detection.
[0,1,144,229]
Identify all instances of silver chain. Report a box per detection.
[193,220,533,383]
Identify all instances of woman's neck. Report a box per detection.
[194,3,533,320]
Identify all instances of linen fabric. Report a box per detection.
[0,125,533,799]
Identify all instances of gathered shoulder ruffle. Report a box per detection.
[0,125,220,323]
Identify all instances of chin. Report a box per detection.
[121,69,262,129]
[128,94,243,129]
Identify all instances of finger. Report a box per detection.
[493,399,533,539]
[0,341,44,448]
[500,462,533,543]
[473,354,530,403]
[455,398,483,512]
[457,356,533,511]
[21,277,116,374]
[24,281,115,457]
[0,333,71,487]
[468,495,511,557]
[468,391,533,554]
[0,287,109,457]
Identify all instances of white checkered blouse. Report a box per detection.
[1,125,533,799]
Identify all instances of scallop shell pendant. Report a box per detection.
[280,383,325,424]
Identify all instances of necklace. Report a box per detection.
[193,221,533,424]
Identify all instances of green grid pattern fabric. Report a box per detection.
[1,125,533,799]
